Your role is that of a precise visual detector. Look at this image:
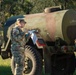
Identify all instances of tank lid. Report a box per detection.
[44,6,62,13]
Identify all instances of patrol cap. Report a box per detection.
[17,18,26,24]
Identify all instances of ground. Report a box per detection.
[0,56,76,75]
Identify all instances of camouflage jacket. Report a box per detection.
[11,25,26,47]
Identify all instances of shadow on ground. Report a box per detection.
[0,66,13,75]
[0,66,76,75]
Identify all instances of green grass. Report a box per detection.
[74,70,76,75]
[0,66,12,75]
[0,56,12,75]
[0,56,76,75]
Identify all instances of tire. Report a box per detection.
[51,53,75,75]
[11,45,43,75]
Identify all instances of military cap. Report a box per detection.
[17,18,26,24]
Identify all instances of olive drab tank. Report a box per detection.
[0,6,76,75]
[24,9,76,45]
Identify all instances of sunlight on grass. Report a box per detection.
[0,56,12,75]
[0,56,11,66]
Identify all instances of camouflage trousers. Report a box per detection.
[11,44,25,75]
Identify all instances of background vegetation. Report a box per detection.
[0,0,76,25]
[0,0,76,75]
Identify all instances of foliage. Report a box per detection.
[0,0,76,25]
[0,0,33,24]
[30,0,55,13]
[10,0,33,15]
[53,0,76,9]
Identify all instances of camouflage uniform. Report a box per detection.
[11,25,26,75]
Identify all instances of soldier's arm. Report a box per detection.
[12,28,25,42]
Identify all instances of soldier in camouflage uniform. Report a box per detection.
[11,18,27,75]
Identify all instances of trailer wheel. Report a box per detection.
[11,45,42,75]
[51,53,75,75]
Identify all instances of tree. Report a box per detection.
[53,0,76,9]
[10,0,33,15]
[0,0,76,25]
[30,0,55,13]
[0,0,33,24]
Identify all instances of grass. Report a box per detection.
[74,70,76,75]
[0,56,12,75]
[0,56,76,75]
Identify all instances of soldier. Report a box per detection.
[11,18,27,75]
